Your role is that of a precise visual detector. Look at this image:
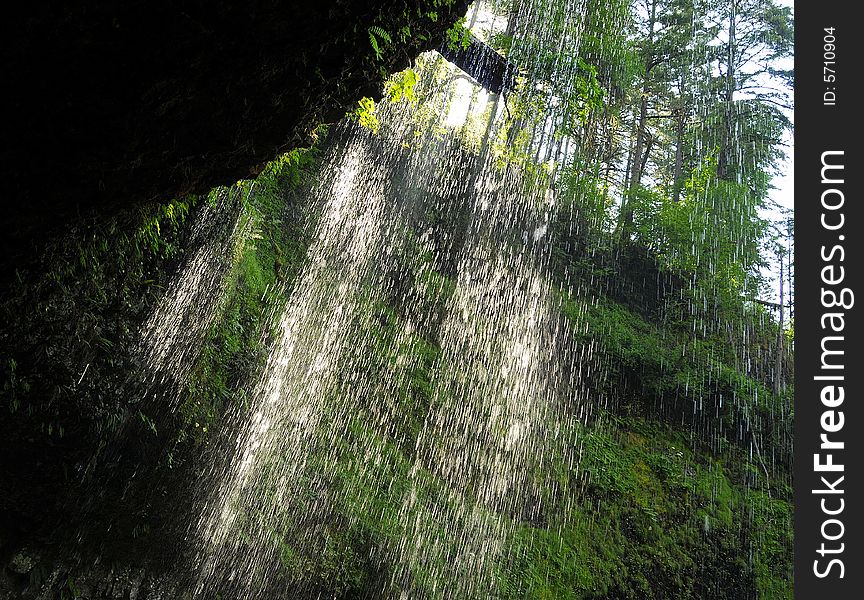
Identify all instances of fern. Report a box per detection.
[398,25,412,43]
[368,26,392,61]
[385,68,419,104]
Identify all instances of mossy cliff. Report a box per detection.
[0,142,324,598]
[0,1,792,594]
[0,123,792,598]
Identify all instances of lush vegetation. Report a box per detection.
[226,0,793,596]
[176,148,321,447]
[0,0,792,598]
[0,142,325,596]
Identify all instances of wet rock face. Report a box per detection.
[1,0,468,263]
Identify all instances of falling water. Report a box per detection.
[178,2,602,595]
[0,0,795,597]
[102,0,796,597]
[190,137,406,593]
[138,187,250,397]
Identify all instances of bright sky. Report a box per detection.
[760,0,794,304]
[767,0,794,215]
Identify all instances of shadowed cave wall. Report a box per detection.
[0,0,470,274]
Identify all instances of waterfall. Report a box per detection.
[0,0,795,597]
[180,3,599,596]
[138,187,250,399]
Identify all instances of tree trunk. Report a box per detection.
[773,251,785,395]
[671,106,686,202]
[617,0,656,240]
[717,0,737,181]
[618,83,650,239]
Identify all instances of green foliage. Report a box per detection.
[578,0,640,97]
[1,194,197,431]
[213,0,792,595]
[2,0,794,595]
[494,416,790,599]
[222,167,791,599]
[489,31,513,54]
[631,153,768,310]
[397,24,412,44]
[349,97,380,134]
[385,68,420,104]
[368,25,392,61]
[556,164,616,244]
[559,58,606,135]
[137,199,193,258]
[178,147,320,444]
[445,16,472,51]
[749,489,794,598]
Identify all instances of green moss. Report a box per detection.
[748,489,793,599]
[176,147,321,445]
[170,142,792,599]
[490,413,792,599]
[208,145,792,598]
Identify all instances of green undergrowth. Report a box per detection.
[274,394,791,598]
[560,283,792,478]
[544,241,792,597]
[238,311,792,599]
[0,195,203,525]
[221,221,472,597]
[219,200,791,598]
[0,192,206,572]
[157,140,792,598]
[1,130,791,598]
[257,410,791,599]
[1,197,197,432]
[0,141,326,581]
[498,416,791,599]
[175,148,322,447]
